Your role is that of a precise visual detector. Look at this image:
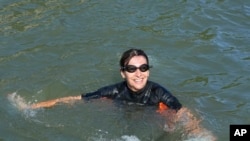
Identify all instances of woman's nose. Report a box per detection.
[135,69,142,76]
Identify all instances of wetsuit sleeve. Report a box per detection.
[81,83,120,100]
[161,91,182,111]
[154,85,182,111]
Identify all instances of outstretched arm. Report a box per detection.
[31,95,82,109]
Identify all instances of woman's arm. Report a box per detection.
[31,95,82,109]
[175,107,217,140]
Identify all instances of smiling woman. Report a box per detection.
[8,48,216,140]
[28,49,182,111]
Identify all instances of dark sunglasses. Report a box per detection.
[122,64,151,73]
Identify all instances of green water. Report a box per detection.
[1,0,250,140]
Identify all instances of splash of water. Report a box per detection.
[7,92,29,110]
[120,135,140,141]
[90,135,141,141]
[7,92,37,117]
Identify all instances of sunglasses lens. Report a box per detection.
[139,64,149,72]
[126,66,137,73]
[123,64,150,73]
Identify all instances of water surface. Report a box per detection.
[1,0,250,141]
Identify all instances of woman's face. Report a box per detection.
[120,55,150,92]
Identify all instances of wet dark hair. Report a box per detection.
[120,48,149,70]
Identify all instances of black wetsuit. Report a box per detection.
[82,81,182,111]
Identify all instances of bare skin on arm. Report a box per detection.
[31,95,82,109]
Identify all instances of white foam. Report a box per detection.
[89,134,140,141]
[7,92,37,117]
[120,135,141,141]
[7,92,29,110]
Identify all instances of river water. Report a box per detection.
[1,0,250,141]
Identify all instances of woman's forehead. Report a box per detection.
[128,56,147,65]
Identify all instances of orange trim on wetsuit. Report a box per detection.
[159,102,168,110]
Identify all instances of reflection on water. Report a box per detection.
[0,0,87,34]
[1,0,250,141]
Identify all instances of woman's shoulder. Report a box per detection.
[147,81,163,88]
